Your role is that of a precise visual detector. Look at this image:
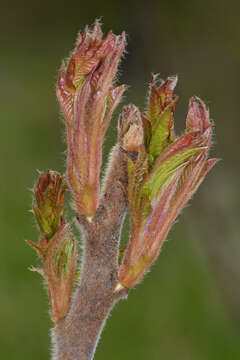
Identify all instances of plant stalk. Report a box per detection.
[52,146,128,360]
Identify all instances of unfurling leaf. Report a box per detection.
[118,104,144,152]
[28,171,77,322]
[44,224,77,323]
[146,75,178,164]
[28,223,77,323]
[118,82,217,289]
[33,170,66,240]
[57,20,126,218]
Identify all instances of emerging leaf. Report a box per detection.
[146,75,178,164]
[28,224,77,323]
[29,170,78,322]
[118,104,144,152]
[44,224,77,323]
[57,20,126,218]
[118,83,217,289]
[33,170,66,240]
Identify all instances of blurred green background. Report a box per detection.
[0,0,239,359]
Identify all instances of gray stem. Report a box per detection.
[52,146,129,360]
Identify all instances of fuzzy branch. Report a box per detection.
[52,146,129,360]
[28,20,217,360]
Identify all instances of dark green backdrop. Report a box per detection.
[1,0,239,359]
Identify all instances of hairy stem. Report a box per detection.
[52,146,128,360]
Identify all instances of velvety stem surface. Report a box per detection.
[52,147,128,360]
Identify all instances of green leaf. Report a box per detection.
[149,108,172,158]
[143,146,206,202]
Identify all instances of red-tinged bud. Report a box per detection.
[118,77,217,289]
[122,123,144,152]
[57,21,126,218]
[118,105,144,152]
[147,74,178,121]
[145,75,179,162]
[33,170,66,240]
[44,224,77,323]
[186,96,212,151]
[186,96,210,134]
[119,167,184,287]
[29,170,79,321]
[28,223,77,323]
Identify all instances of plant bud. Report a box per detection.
[119,105,144,152]
[33,170,65,240]
[118,79,217,289]
[57,21,126,218]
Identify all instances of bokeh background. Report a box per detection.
[0,0,239,359]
